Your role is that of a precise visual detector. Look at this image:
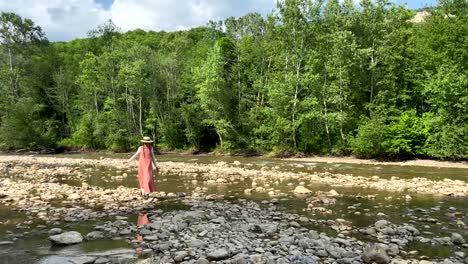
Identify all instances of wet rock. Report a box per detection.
[207,248,229,260]
[94,257,110,264]
[85,231,104,240]
[49,231,83,245]
[363,243,390,264]
[69,256,97,264]
[451,233,466,245]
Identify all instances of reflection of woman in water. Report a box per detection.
[124,136,159,199]
[136,212,149,256]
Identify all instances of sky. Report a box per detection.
[0,0,437,42]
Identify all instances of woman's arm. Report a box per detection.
[125,147,141,163]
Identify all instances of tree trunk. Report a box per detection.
[139,88,143,136]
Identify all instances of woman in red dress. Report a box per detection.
[124,136,159,198]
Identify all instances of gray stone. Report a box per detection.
[173,251,189,262]
[335,238,351,247]
[144,235,158,241]
[207,248,229,260]
[287,255,318,264]
[363,243,390,264]
[0,241,13,246]
[197,257,210,264]
[189,238,206,248]
[85,231,104,240]
[375,220,389,229]
[451,233,466,245]
[258,224,278,236]
[49,231,83,245]
[454,251,465,258]
[94,257,110,264]
[255,247,265,253]
[48,228,63,235]
[290,221,301,228]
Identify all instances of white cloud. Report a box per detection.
[0,0,276,41]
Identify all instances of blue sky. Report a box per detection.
[395,0,437,9]
[1,0,438,41]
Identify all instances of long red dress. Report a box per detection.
[138,145,155,193]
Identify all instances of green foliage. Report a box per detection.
[350,115,389,159]
[0,4,467,160]
[0,98,57,150]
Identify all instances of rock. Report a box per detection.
[216,178,227,184]
[454,251,465,258]
[189,238,206,248]
[145,235,158,241]
[0,241,13,246]
[94,257,110,264]
[207,249,229,260]
[335,238,351,247]
[258,224,278,235]
[197,258,210,264]
[173,251,189,262]
[49,231,83,245]
[375,220,389,229]
[418,261,432,264]
[198,230,208,237]
[48,228,63,235]
[328,189,340,197]
[68,193,81,200]
[287,256,318,264]
[451,233,466,245]
[290,221,301,228]
[363,243,390,264]
[85,231,104,240]
[255,247,265,253]
[69,256,97,264]
[293,186,312,195]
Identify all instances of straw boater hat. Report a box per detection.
[140,136,153,143]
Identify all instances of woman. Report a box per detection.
[124,136,159,198]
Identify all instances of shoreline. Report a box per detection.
[2,150,468,169]
[283,156,468,169]
[0,155,467,197]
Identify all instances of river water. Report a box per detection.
[0,154,466,263]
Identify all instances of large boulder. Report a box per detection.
[49,231,83,245]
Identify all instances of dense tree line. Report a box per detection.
[0,0,466,160]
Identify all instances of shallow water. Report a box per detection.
[0,153,467,262]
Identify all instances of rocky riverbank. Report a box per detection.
[36,199,468,263]
[0,155,467,263]
[1,155,467,197]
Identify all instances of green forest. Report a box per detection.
[0,0,466,160]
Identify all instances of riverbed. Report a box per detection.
[0,154,466,263]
